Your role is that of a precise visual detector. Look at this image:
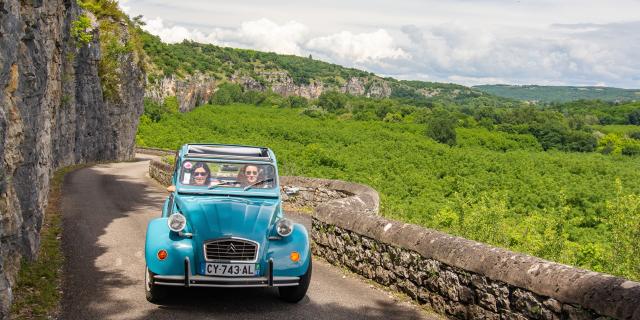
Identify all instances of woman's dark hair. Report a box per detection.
[190,162,211,184]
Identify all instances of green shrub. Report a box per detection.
[287,95,309,108]
[211,83,243,105]
[70,14,93,47]
[425,109,457,146]
[318,91,347,112]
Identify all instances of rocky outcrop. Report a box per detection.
[145,70,395,112]
[145,73,216,112]
[0,1,144,317]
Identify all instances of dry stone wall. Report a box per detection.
[145,153,640,320]
[149,159,173,187]
[0,2,144,317]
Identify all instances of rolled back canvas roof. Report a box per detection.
[186,144,271,161]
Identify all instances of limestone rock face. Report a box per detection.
[145,74,217,112]
[146,70,396,110]
[0,1,144,317]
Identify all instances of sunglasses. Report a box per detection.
[245,170,258,175]
[193,171,207,177]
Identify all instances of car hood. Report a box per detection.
[175,195,280,244]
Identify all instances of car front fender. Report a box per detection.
[265,223,311,277]
[145,218,195,275]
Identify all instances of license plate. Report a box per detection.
[204,263,257,276]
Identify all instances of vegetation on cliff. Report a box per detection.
[141,32,371,84]
[137,103,640,280]
[77,0,145,101]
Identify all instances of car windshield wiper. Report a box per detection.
[243,178,274,191]
[208,181,236,189]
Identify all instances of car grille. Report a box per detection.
[204,238,258,262]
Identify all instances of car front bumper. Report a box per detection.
[153,274,300,288]
[152,257,300,288]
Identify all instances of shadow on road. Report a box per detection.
[137,287,424,320]
[62,163,166,319]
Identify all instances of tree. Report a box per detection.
[425,109,458,146]
[318,91,347,112]
[211,83,243,105]
[628,109,640,125]
[287,95,308,108]
[383,112,403,123]
[564,131,597,152]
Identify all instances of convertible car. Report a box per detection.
[144,143,312,303]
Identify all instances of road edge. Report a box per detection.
[10,164,95,319]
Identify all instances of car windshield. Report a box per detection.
[179,160,276,189]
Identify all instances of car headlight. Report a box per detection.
[167,213,186,232]
[276,218,294,237]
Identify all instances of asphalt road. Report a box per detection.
[61,155,439,320]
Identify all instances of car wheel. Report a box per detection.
[278,257,312,303]
[145,265,169,303]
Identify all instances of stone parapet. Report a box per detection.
[136,147,175,157]
[149,160,173,187]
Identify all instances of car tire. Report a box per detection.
[145,265,169,303]
[278,257,312,303]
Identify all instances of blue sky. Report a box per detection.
[121,0,640,88]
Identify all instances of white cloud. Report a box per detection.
[228,19,308,55]
[140,17,406,65]
[392,21,640,87]
[133,2,640,88]
[118,0,131,14]
[306,29,409,64]
[141,17,307,55]
[142,17,209,43]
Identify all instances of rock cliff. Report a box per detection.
[0,1,144,317]
[145,73,216,112]
[145,71,394,113]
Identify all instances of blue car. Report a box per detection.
[144,144,312,303]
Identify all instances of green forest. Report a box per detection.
[137,89,640,280]
[475,84,640,103]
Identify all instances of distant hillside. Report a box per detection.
[140,32,516,111]
[474,84,640,103]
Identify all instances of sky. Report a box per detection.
[120,0,640,88]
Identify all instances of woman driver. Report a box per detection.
[191,162,211,186]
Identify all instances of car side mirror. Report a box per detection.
[166,185,176,193]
